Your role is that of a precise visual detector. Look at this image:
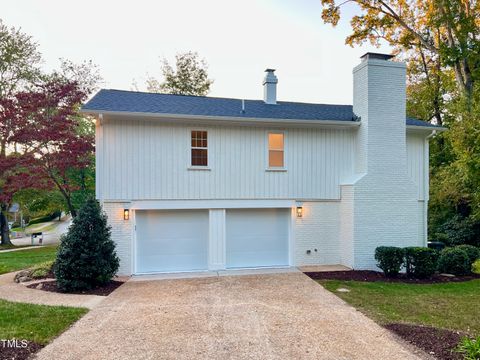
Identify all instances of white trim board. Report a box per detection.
[130,199,296,210]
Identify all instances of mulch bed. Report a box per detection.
[0,341,43,360]
[27,280,124,296]
[305,270,480,284]
[385,323,464,360]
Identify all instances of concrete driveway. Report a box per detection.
[35,272,424,360]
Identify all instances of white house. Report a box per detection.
[82,53,442,275]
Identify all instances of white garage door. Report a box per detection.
[226,209,290,268]
[135,210,208,273]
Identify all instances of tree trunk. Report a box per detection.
[65,197,77,218]
[0,207,12,246]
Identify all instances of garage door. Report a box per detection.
[226,209,290,268]
[135,210,208,273]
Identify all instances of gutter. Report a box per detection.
[423,129,438,246]
[80,109,361,128]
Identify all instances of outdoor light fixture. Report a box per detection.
[296,206,303,218]
[123,209,129,221]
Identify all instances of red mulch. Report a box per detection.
[305,270,480,284]
[27,280,124,296]
[385,323,465,360]
[0,341,43,360]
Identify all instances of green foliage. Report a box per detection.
[429,89,480,246]
[473,259,480,275]
[404,247,438,278]
[30,260,54,279]
[55,198,119,292]
[374,246,404,277]
[456,245,480,265]
[0,19,42,97]
[432,215,480,247]
[437,247,472,276]
[27,212,61,226]
[13,189,65,221]
[140,51,213,96]
[456,336,480,360]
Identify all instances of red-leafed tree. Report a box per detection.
[0,19,98,245]
[10,80,93,218]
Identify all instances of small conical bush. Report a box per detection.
[55,198,119,292]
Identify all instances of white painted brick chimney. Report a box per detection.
[349,53,422,269]
[263,69,278,104]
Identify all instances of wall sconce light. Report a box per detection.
[296,206,303,218]
[123,209,130,221]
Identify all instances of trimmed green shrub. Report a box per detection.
[472,259,480,275]
[375,246,404,277]
[55,198,119,292]
[456,336,480,360]
[404,247,438,278]
[437,247,471,276]
[455,245,480,265]
[435,215,480,247]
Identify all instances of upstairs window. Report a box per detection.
[268,132,284,168]
[191,130,208,166]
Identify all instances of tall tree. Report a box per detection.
[137,51,213,96]
[12,80,93,218]
[0,20,42,244]
[319,0,480,102]
[318,0,480,242]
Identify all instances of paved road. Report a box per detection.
[35,272,426,360]
[11,217,71,247]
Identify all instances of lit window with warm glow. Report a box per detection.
[191,131,208,166]
[268,133,284,168]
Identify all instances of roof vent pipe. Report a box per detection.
[263,69,278,104]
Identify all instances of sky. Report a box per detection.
[2,0,390,104]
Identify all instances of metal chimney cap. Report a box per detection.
[360,53,395,61]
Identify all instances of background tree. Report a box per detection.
[135,51,213,96]
[11,80,93,218]
[0,19,101,246]
[318,0,480,244]
[319,0,480,102]
[0,21,42,244]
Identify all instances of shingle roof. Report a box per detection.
[82,89,440,128]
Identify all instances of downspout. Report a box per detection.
[96,114,104,203]
[423,130,437,246]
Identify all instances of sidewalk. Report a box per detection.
[0,271,104,309]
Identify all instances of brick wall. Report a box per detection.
[351,58,422,269]
[295,201,341,266]
[102,201,133,275]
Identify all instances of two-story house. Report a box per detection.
[82,53,442,275]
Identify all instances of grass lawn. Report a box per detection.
[319,279,480,336]
[0,299,87,344]
[11,222,58,234]
[0,246,57,275]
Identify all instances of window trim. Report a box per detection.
[189,129,209,168]
[266,130,287,171]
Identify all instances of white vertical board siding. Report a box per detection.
[406,133,426,200]
[100,118,355,201]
